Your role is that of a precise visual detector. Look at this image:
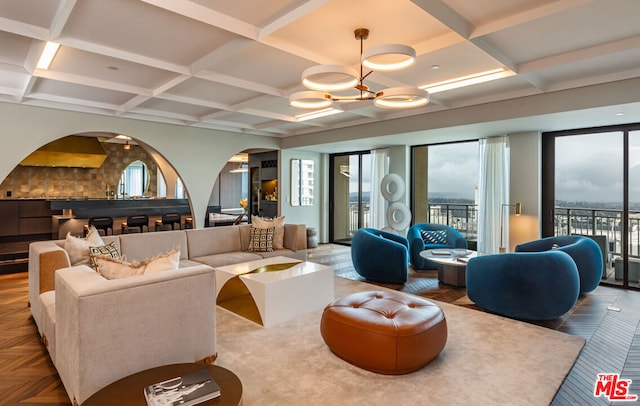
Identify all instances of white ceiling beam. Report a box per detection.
[119,95,153,113]
[259,0,332,38]
[414,32,466,55]
[155,93,230,112]
[17,76,39,102]
[238,108,298,123]
[471,0,596,39]
[0,16,48,40]
[519,35,640,73]
[230,94,281,112]
[469,37,517,73]
[410,0,473,39]
[59,38,190,75]
[140,0,259,39]
[49,0,78,39]
[195,71,284,97]
[152,75,191,96]
[130,107,203,122]
[33,69,152,96]
[25,93,123,111]
[189,37,254,74]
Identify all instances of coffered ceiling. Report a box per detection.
[0,0,639,139]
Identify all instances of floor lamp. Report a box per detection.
[500,202,522,253]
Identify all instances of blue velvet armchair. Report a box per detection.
[351,228,410,284]
[466,250,580,320]
[515,235,603,293]
[407,224,467,270]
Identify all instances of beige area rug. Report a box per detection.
[214,276,585,405]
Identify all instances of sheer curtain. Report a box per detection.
[478,136,510,254]
[369,148,389,229]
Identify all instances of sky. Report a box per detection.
[427,142,478,200]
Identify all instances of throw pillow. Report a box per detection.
[64,226,105,266]
[248,226,275,252]
[251,215,285,249]
[420,229,448,245]
[94,247,180,280]
[88,241,121,272]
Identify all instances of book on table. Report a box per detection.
[144,368,221,406]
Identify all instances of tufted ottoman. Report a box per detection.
[320,290,447,375]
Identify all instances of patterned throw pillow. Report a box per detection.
[88,241,121,272]
[250,215,285,249]
[420,229,448,245]
[249,226,275,252]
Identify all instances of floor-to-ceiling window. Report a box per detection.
[329,151,372,245]
[543,124,640,289]
[412,141,479,247]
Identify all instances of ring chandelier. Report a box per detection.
[289,28,429,110]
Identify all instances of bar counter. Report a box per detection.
[49,198,191,218]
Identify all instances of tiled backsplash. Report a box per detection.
[0,143,159,199]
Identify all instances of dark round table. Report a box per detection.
[83,363,242,405]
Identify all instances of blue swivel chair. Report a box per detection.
[407,223,467,270]
[515,235,603,293]
[351,228,410,284]
[466,250,580,320]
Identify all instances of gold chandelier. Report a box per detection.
[290,28,429,110]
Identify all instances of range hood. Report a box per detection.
[19,136,108,168]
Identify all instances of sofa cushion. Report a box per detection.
[64,226,105,266]
[249,226,274,252]
[186,227,242,257]
[88,241,121,271]
[191,252,262,268]
[119,230,188,262]
[251,215,285,249]
[95,248,180,279]
[420,229,447,245]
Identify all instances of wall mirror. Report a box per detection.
[291,159,314,206]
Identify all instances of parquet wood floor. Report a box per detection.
[3,243,640,405]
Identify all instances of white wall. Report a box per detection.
[0,103,278,228]
[279,149,322,236]
[508,131,542,250]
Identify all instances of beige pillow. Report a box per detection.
[248,226,274,252]
[251,215,285,249]
[95,248,180,280]
[64,226,105,266]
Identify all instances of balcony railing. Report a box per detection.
[427,203,478,241]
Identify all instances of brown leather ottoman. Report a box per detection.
[320,290,447,375]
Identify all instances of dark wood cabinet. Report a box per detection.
[248,151,278,219]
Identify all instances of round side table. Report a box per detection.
[83,363,242,406]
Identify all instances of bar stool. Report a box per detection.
[121,214,149,234]
[155,213,182,231]
[85,217,113,236]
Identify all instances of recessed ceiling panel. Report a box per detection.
[0,31,32,67]
[443,0,556,27]
[165,77,261,105]
[0,0,61,28]
[63,0,238,65]
[481,0,640,65]
[50,47,179,89]
[191,0,306,27]
[207,42,311,89]
[264,0,451,66]
[137,98,218,118]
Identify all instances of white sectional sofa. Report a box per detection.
[28,223,307,405]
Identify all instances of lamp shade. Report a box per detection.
[301,65,359,92]
[289,91,333,109]
[362,44,416,71]
[374,87,429,108]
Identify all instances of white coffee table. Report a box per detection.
[420,249,477,287]
[214,256,334,328]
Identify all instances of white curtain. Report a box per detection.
[478,136,510,254]
[369,148,389,229]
